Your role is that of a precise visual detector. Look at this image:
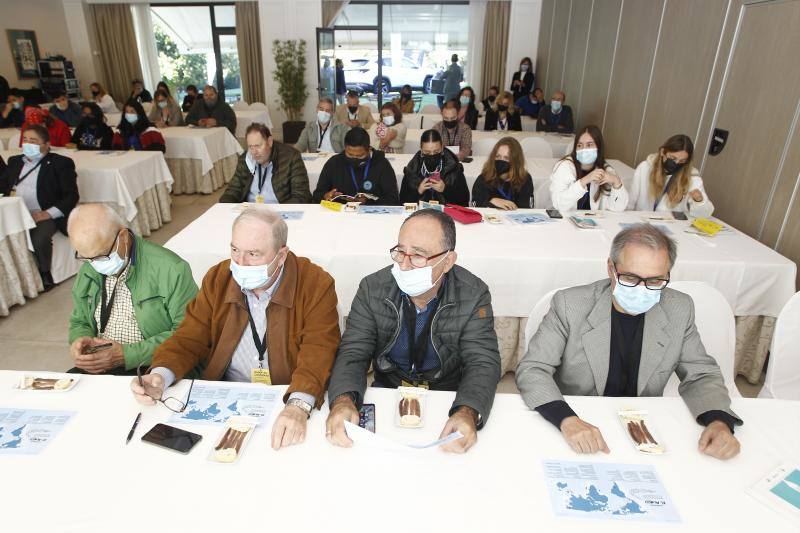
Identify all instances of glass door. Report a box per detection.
[316,28,336,102]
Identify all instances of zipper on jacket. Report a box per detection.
[429,302,454,372]
[378,297,402,357]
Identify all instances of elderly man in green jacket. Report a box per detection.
[219,122,312,204]
[67,204,198,375]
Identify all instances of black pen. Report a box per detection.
[126,412,142,445]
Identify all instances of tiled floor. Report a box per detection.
[0,187,765,398]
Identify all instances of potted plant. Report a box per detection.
[272,39,308,144]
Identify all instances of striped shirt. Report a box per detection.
[432,121,472,160]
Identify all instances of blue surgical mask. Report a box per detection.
[157,101,168,109]
[390,252,448,297]
[576,148,598,166]
[612,275,661,315]
[317,110,331,124]
[22,143,42,159]
[229,252,281,291]
[125,113,139,125]
[551,100,562,113]
[459,96,470,106]
[12,101,21,110]
[382,115,395,126]
[91,236,128,276]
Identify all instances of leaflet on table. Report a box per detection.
[619,222,673,235]
[344,421,463,452]
[0,408,75,455]
[747,463,800,527]
[505,213,554,225]
[569,216,600,229]
[357,205,405,215]
[543,460,680,523]
[168,384,279,426]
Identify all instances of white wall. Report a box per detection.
[505,0,543,92]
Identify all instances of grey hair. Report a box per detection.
[402,209,456,251]
[67,203,126,243]
[233,207,288,251]
[610,223,677,268]
[319,97,334,106]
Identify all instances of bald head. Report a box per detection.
[68,204,126,258]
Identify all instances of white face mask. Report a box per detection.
[157,101,168,109]
[56,102,68,111]
[390,252,449,297]
[382,115,395,126]
[22,143,42,159]
[317,110,331,124]
[90,233,128,276]
[576,148,598,166]
[551,100,562,113]
[520,64,529,72]
[229,252,281,291]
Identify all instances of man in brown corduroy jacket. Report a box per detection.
[131,207,341,450]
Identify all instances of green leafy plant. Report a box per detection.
[272,39,308,122]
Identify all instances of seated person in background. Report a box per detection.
[369,102,407,154]
[400,129,469,206]
[516,224,742,460]
[148,88,184,128]
[629,134,713,218]
[67,204,198,375]
[458,86,479,130]
[392,84,415,114]
[481,85,500,114]
[550,125,628,212]
[0,125,78,290]
[89,83,117,115]
[155,81,171,97]
[112,100,166,152]
[471,137,534,210]
[326,209,501,453]
[68,102,113,151]
[312,127,400,205]
[50,92,82,127]
[185,85,237,134]
[20,107,71,147]
[129,79,153,104]
[334,90,376,130]
[295,97,349,153]
[516,87,545,118]
[132,208,341,450]
[181,84,198,113]
[484,91,522,132]
[220,123,311,204]
[537,90,574,133]
[1,89,26,128]
[432,99,472,162]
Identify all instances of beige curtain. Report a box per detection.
[91,4,144,104]
[322,1,349,28]
[480,1,511,98]
[235,2,266,104]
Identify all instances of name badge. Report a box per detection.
[255,194,265,204]
[251,368,272,385]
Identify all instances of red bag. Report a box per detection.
[444,204,483,224]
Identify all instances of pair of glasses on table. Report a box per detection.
[136,363,195,413]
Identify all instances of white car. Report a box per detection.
[344,57,435,95]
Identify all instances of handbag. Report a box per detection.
[444,204,482,224]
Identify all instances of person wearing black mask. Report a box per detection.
[68,102,113,150]
[182,85,198,113]
[334,90,376,130]
[481,85,500,113]
[484,91,522,132]
[511,57,535,101]
[392,84,415,114]
[185,85,237,134]
[400,129,469,206]
[471,137,534,210]
[312,127,399,205]
[129,79,153,104]
[432,100,472,162]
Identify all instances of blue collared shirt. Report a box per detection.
[246,161,279,203]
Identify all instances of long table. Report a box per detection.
[160,126,243,194]
[0,370,796,532]
[301,153,633,209]
[0,198,41,315]
[404,128,574,157]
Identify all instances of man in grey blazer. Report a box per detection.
[516,224,742,460]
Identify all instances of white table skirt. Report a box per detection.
[161,126,243,177]
[0,371,795,532]
[166,153,239,195]
[403,128,573,157]
[0,231,42,316]
[0,128,20,150]
[302,153,634,209]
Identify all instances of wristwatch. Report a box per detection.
[287,398,313,418]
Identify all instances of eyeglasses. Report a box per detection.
[137,363,195,413]
[390,245,449,268]
[613,263,670,291]
[75,232,120,263]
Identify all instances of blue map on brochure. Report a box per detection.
[357,205,405,215]
[0,408,75,455]
[169,384,279,425]
[619,222,673,235]
[505,213,553,225]
[544,460,680,522]
[279,211,304,221]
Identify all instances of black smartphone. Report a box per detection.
[546,209,563,219]
[462,157,473,163]
[672,211,688,221]
[141,423,202,454]
[84,342,112,354]
[359,404,376,433]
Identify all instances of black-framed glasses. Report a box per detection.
[75,232,120,263]
[390,245,449,268]
[612,263,670,291]
[137,363,195,413]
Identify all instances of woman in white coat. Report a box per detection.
[549,125,628,212]
[629,134,714,218]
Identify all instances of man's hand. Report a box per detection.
[197,118,208,127]
[489,198,518,210]
[353,193,370,204]
[130,372,164,406]
[73,339,125,373]
[31,211,52,222]
[69,337,93,364]
[347,119,360,127]
[271,404,308,450]
[439,406,478,454]
[560,416,610,454]
[325,394,359,447]
[417,178,432,195]
[698,421,740,460]
[323,188,340,201]
[205,118,218,127]
[689,189,704,203]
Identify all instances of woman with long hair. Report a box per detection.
[549,125,627,212]
[148,88,184,128]
[69,102,113,150]
[458,86,479,130]
[484,91,522,132]
[400,129,469,206]
[471,137,534,210]
[112,99,165,152]
[629,134,713,217]
[89,82,117,114]
[369,102,407,154]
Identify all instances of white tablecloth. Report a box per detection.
[160,126,243,176]
[0,370,796,532]
[0,128,20,150]
[0,197,35,248]
[235,109,273,137]
[404,128,573,157]
[164,204,796,319]
[0,198,41,315]
[302,154,633,209]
